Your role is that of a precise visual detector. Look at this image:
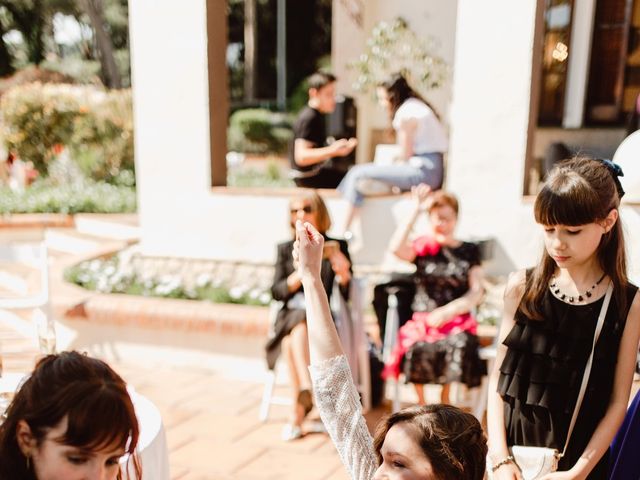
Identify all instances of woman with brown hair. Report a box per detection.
[487,158,640,479]
[383,184,486,405]
[292,219,487,479]
[0,351,141,480]
[266,189,352,441]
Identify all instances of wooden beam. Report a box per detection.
[207,0,229,187]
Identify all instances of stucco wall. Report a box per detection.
[446,0,542,274]
[332,1,458,164]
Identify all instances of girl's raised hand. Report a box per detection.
[293,220,324,279]
[411,183,433,211]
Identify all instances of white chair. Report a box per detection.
[383,292,495,420]
[259,300,292,422]
[0,241,56,352]
[259,277,371,421]
[0,241,50,310]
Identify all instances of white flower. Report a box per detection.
[195,273,212,287]
[229,285,247,299]
[259,292,271,305]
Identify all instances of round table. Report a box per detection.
[0,374,169,480]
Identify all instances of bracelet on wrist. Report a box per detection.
[491,455,515,473]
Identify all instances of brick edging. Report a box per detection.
[0,213,74,229]
[81,293,270,337]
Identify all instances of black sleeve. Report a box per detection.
[467,242,482,267]
[294,109,322,146]
[271,242,297,301]
[295,116,314,143]
[338,239,353,299]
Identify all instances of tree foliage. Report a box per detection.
[0,0,129,87]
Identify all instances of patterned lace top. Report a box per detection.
[309,355,377,480]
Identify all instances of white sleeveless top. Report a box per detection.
[392,98,448,154]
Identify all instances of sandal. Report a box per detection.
[281,423,303,441]
[297,389,313,419]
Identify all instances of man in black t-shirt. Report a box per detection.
[290,72,357,188]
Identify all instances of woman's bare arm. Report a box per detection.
[293,220,344,363]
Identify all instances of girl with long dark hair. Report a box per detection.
[486,157,640,479]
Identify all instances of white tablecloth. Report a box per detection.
[0,374,169,480]
[125,390,170,480]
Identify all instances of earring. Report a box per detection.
[26,455,30,469]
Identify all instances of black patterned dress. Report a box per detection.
[383,237,487,387]
[498,283,637,479]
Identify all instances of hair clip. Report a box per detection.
[596,158,625,199]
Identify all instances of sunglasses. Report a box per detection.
[290,205,313,214]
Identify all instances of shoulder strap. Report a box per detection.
[561,282,613,457]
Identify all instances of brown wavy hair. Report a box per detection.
[520,157,627,321]
[288,189,331,235]
[379,73,440,121]
[372,404,487,480]
[0,351,141,479]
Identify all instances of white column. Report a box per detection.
[563,0,597,128]
[447,0,542,273]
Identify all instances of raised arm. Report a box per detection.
[548,290,640,479]
[388,183,432,262]
[486,269,526,480]
[293,221,343,363]
[294,220,377,480]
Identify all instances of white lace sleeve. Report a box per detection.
[309,355,377,480]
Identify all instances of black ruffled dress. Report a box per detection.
[498,283,637,479]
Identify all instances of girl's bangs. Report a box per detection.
[534,182,602,227]
[58,387,138,454]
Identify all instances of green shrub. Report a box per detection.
[1,83,134,182]
[227,159,294,188]
[228,108,292,154]
[0,179,136,214]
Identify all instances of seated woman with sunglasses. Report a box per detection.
[265,190,352,441]
[0,351,141,480]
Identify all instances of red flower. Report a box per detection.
[413,236,441,257]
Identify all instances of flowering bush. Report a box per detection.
[65,252,272,306]
[0,179,136,214]
[348,17,448,98]
[1,83,134,182]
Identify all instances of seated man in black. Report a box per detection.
[290,71,357,188]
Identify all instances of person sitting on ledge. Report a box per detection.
[338,73,447,235]
[289,71,358,189]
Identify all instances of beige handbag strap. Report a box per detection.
[560,282,613,457]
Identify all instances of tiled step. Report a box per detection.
[73,214,140,241]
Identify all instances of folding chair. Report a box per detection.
[259,277,371,421]
[259,300,292,422]
[0,240,55,359]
